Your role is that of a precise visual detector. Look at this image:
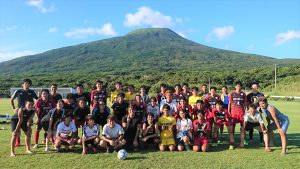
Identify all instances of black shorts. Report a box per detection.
[145,137,159,144]
[84,139,98,147]
[176,138,185,146]
[11,119,30,132]
[245,122,260,131]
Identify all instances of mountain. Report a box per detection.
[0,28,299,75]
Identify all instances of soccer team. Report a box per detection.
[10,79,289,157]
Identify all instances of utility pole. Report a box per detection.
[274,64,277,91]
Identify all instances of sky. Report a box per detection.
[0,0,299,62]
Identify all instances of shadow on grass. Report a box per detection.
[126,156,147,160]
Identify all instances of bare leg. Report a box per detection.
[280,132,287,155]
[25,129,33,154]
[193,146,199,152]
[268,129,274,146]
[227,126,234,145]
[202,144,209,152]
[11,132,18,157]
[239,125,245,147]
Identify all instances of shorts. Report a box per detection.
[269,118,289,133]
[36,120,43,130]
[193,137,209,146]
[231,114,244,124]
[145,137,159,144]
[160,137,175,146]
[176,138,190,146]
[57,136,73,146]
[84,139,98,147]
[245,122,260,131]
[11,119,29,132]
[215,119,232,127]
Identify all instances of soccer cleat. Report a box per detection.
[44,147,51,152]
[243,140,248,146]
[229,145,234,150]
[217,140,222,144]
[33,144,39,149]
[211,143,218,147]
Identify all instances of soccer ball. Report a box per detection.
[117,149,128,160]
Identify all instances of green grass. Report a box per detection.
[0,99,299,169]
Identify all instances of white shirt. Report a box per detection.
[147,104,160,119]
[56,121,77,138]
[102,123,124,139]
[176,118,193,138]
[244,111,264,124]
[160,99,177,115]
[83,124,99,138]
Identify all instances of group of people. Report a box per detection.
[9,79,289,157]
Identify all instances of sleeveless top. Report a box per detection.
[261,104,288,122]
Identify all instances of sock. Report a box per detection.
[34,130,40,144]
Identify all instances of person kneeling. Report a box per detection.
[176,110,193,151]
[140,113,160,149]
[193,111,210,152]
[158,105,176,152]
[55,114,77,152]
[100,116,126,153]
[78,115,100,155]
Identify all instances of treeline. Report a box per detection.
[0,65,299,97]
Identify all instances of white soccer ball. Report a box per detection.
[117,149,128,160]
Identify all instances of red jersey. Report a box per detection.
[192,107,211,120]
[212,108,230,122]
[35,98,55,120]
[90,89,108,108]
[229,91,247,115]
[204,94,221,111]
[193,119,211,138]
[176,104,193,119]
[131,102,147,122]
[173,92,183,104]
[181,91,191,101]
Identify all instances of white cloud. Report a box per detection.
[175,31,187,38]
[247,44,255,51]
[275,30,300,46]
[48,27,58,33]
[207,26,235,41]
[124,6,181,28]
[65,23,117,38]
[27,0,55,13]
[0,50,36,62]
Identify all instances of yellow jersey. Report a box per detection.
[110,90,122,103]
[188,95,202,108]
[158,115,176,139]
[124,92,136,103]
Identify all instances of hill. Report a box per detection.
[0,28,299,74]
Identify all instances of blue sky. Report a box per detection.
[0,0,299,62]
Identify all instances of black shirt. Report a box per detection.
[73,106,90,122]
[247,92,264,105]
[92,107,110,127]
[122,115,139,139]
[111,102,129,121]
[11,108,35,122]
[12,89,38,108]
[74,92,91,107]
[49,93,63,104]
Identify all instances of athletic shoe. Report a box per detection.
[56,148,61,153]
[229,145,234,150]
[45,147,51,152]
[217,140,222,144]
[33,144,39,149]
[243,140,248,146]
[211,143,218,147]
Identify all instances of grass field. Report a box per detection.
[0,99,299,169]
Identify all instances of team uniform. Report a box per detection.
[90,89,108,108]
[56,121,77,145]
[192,107,211,121]
[141,94,151,105]
[158,116,176,145]
[176,118,193,146]
[176,104,193,119]
[147,104,160,120]
[110,90,122,104]
[11,108,35,132]
[159,99,177,116]
[181,91,191,101]
[74,92,91,107]
[260,105,289,133]
[73,106,90,128]
[142,121,159,144]
[229,91,247,124]
[63,102,77,117]
[132,102,147,123]
[193,120,210,146]
[41,108,65,132]
[247,92,264,106]
[11,89,38,108]
[204,95,222,111]
[173,92,183,104]
[92,106,111,127]
[102,123,124,139]
[111,101,129,124]
[82,124,100,147]
[124,92,136,103]
[156,92,166,105]
[49,93,62,104]
[188,95,202,108]
[212,108,232,127]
